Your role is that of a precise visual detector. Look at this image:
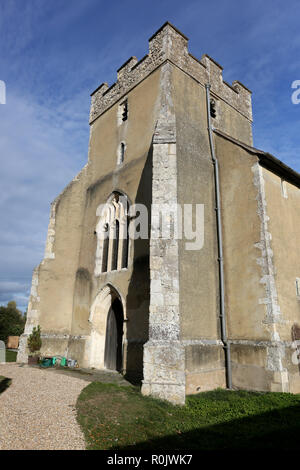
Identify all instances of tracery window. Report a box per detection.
[95,192,129,275]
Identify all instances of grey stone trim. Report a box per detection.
[141,62,185,405]
[229,339,294,347]
[182,338,295,348]
[44,202,56,260]
[90,23,252,124]
[182,339,223,346]
[252,162,289,391]
[41,333,90,340]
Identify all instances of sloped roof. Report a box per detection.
[214,128,300,189]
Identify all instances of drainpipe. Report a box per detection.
[205,83,232,389]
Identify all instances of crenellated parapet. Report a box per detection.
[90,22,252,124]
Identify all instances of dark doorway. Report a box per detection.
[104,298,124,371]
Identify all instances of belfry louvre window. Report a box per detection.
[95,192,129,275]
[118,99,128,124]
[121,100,128,121]
[210,98,217,119]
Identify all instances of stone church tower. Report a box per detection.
[18,22,300,404]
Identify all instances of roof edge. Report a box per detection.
[213,128,300,189]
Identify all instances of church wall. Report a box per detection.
[172,63,253,394]
[74,67,161,377]
[215,137,267,340]
[214,136,272,391]
[172,66,222,394]
[173,66,219,341]
[214,135,300,393]
[262,168,300,392]
[35,169,90,335]
[18,67,161,374]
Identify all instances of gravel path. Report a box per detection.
[0,363,89,450]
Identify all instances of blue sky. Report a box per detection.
[0,0,299,312]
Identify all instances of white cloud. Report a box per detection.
[0,87,89,311]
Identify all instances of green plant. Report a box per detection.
[27,325,42,355]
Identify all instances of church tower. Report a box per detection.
[18,23,300,404]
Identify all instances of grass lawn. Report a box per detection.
[6,350,17,362]
[76,383,300,450]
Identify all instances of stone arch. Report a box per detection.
[94,191,130,275]
[88,284,125,370]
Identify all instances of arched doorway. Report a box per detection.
[88,284,125,371]
[104,298,123,371]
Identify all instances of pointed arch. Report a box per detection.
[88,284,125,370]
[94,191,130,275]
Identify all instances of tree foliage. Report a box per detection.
[0,301,26,343]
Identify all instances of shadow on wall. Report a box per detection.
[114,404,300,451]
[291,323,300,375]
[124,145,153,384]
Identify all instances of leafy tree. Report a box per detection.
[0,301,26,343]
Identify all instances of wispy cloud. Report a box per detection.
[0,88,89,310]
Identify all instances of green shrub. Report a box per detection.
[27,325,42,355]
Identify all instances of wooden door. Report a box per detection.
[104,300,123,371]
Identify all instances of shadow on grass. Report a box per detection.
[123,373,142,387]
[0,377,12,395]
[115,404,300,451]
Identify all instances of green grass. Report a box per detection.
[6,350,17,362]
[76,383,300,450]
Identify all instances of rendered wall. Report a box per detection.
[18,67,162,379]
[172,62,253,394]
[262,168,300,392]
[215,135,300,393]
[215,136,271,391]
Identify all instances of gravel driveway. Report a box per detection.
[0,363,89,450]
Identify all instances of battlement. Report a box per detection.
[90,22,252,124]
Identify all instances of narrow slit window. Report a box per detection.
[101,227,109,273]
[210,98,217,119]
[111,220,119,271]
[121,218,129,269]
[118,142,125,165]
[296,278,300,297]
